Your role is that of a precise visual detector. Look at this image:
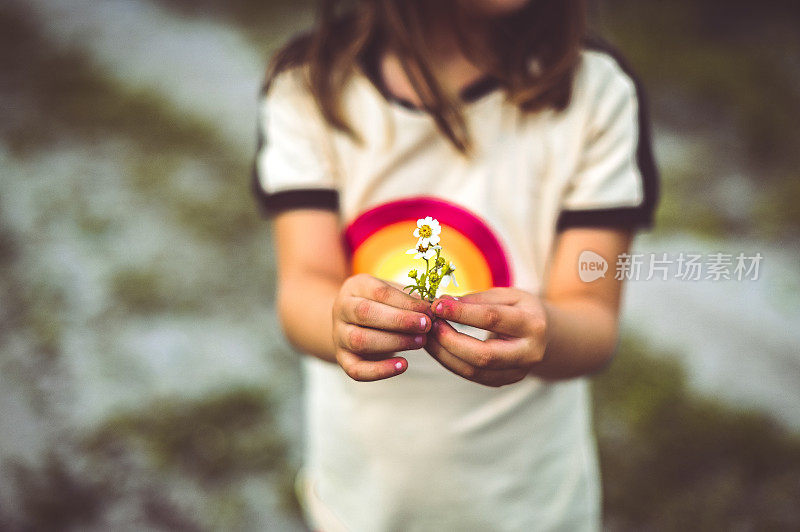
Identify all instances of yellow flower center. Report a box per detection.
[418,225,432,238]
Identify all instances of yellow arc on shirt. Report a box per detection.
[350,221,492,296]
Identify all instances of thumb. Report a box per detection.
[387,279,426,302]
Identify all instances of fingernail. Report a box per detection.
[420,317,427,330]
[435,302,443,314]
[415,335,425,346]
[394,361,403,371]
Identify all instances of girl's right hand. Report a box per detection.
[332,273,434,381]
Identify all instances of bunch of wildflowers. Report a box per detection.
[404,217,457,302]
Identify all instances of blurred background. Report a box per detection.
[1,0,798,529]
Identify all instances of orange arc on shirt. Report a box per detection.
[344,196,512,296]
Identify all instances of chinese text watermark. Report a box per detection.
[578,252,763,282]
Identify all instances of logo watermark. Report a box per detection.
[578,250,608,282]
[578,251,763,282]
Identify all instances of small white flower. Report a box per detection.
[405,247,423,259]
[413,216,441,248]
[440,262,458,288]
[406,244,440,260]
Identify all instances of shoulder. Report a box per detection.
[257,63,329,137]
[571,39,645,113]
[261,64,312,106]
[258,27,320,116]
[261,28,313,93]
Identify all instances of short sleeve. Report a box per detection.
[555,49,659,231]
[250,69,339,218]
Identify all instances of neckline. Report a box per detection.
[356,44,502,114]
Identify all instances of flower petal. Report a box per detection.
[440,276,450,289]
[429,234,440,245]
[406,248,418,255]
[413,228,420,237]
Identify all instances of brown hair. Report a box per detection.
[264,0,587,154]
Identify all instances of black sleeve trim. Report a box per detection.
[250,165,339,218]
[250,115,339,218]
[556,206,653,231]
[556,36,661,232]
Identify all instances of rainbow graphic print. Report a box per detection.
[344,197,513,296]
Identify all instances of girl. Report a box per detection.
[252,0,658,529]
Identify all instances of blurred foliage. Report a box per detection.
[593,0,800,238]
[652,166,728,239]
[110,266,200,314]
[154,0,314,52]
[0,207,25,340]
[0,203,65,374]
[594,335,800,530]
[6,446,206,531]
[0,3,261,244]
[594,0,800,165]
[86,388,288,486]
[7,451,120,531]
[86,387,302,522]
[0,0,277,323]
[1,3,292,528]
[0,7,220,157]
[123,153,260,244]
[3,388,298,530]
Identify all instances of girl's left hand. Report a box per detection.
[425,288,549,387]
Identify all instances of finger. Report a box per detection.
[431,297,527,337]
[457,288,522,305]
[343,296,431,333]
[354,276,432,316]
[339,323,426,355]
[431,319,527,369]
[386,280,425,300]
[423,334,475,378]
[425,335,526,387]
[337,349,407,382]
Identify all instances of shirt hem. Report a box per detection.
[294,466,351,532]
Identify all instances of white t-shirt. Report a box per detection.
[253,42,658,532]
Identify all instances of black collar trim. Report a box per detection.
[356,43,501,112]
